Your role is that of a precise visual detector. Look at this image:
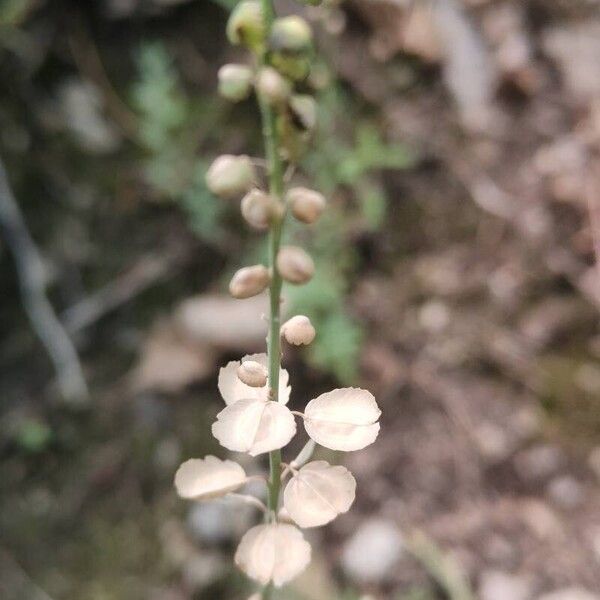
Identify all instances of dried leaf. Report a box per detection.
[304,388,381,451]
[212,399,296,456]
[284,460,356,528]
[174,455,246,500]
[218,353,291,405]
[234,523,311,587]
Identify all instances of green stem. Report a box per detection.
[259,0,285,597]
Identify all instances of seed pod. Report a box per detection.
[276,246,315,284]
[269,16,312,54]
[218,64,254,102]
[226,1,265,51]
[206,155,255,199]
[241,189,281,230]
[290,95,317,132]
[282,315,316,345]
[237,360,268,387]
[287,187,325,224]
[229,265,270,298]
[256,67,291,105]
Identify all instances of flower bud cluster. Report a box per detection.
[178,1,381,594]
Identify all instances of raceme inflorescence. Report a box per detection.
[174,1,381,597]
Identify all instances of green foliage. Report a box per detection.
[290,82,414,382]
[0,0,35,26]
[14,419,52,453]
[131,42,191,198]
[132,40,226,235]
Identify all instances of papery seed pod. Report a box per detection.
[206,155,256,199]
[287,187,325,224]
[218,64,254,102]
[226,0,265,51]
[256,66,292,105]
[290,94,317,132]
[277,246,315,284]
[269,16,312,53]
[237,360,268,387]
[281,315,316,345]
[229,265,270,298]
[241,189,279,230]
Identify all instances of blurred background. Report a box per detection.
[1,0,600,598]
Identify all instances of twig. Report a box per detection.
[0,157,89,404]
[0,547,56,600]
[61,248,187,333]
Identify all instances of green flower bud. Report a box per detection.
[206,155,256,199]
[289,94,317,131]
[218,64,254,102]
[256,66,292,105]
[229,265,271,298]
[226,1,265,52]
[269,16,312,54]
[276,245,315,284]
[286,187,325,224]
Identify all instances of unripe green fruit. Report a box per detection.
[271,53,311,82]
[269,16,312,54]
[256,67,292,105]
[226,1,265,52]
[218,64,254,102]
[206,155,256,199]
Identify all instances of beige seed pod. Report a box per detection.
[206,155,256,199]
[287,187,325,224]
[218,64,254,102]
[276,246,315,284]
[229,265,270,298]
[256,67,291,105]
[281,315,316,345]
[241,189,280,230]
[237,360,268,387]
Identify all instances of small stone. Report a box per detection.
[418,300,450,333]
[515,445,564,481]
[546,476,584,510]
[340,518,404,583]
[588,446,600,481]
[479,570,533,600]
[187,501,254,544]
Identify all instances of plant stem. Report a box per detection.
[259,0,285,597]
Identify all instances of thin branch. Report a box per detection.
[0,157,89,404]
